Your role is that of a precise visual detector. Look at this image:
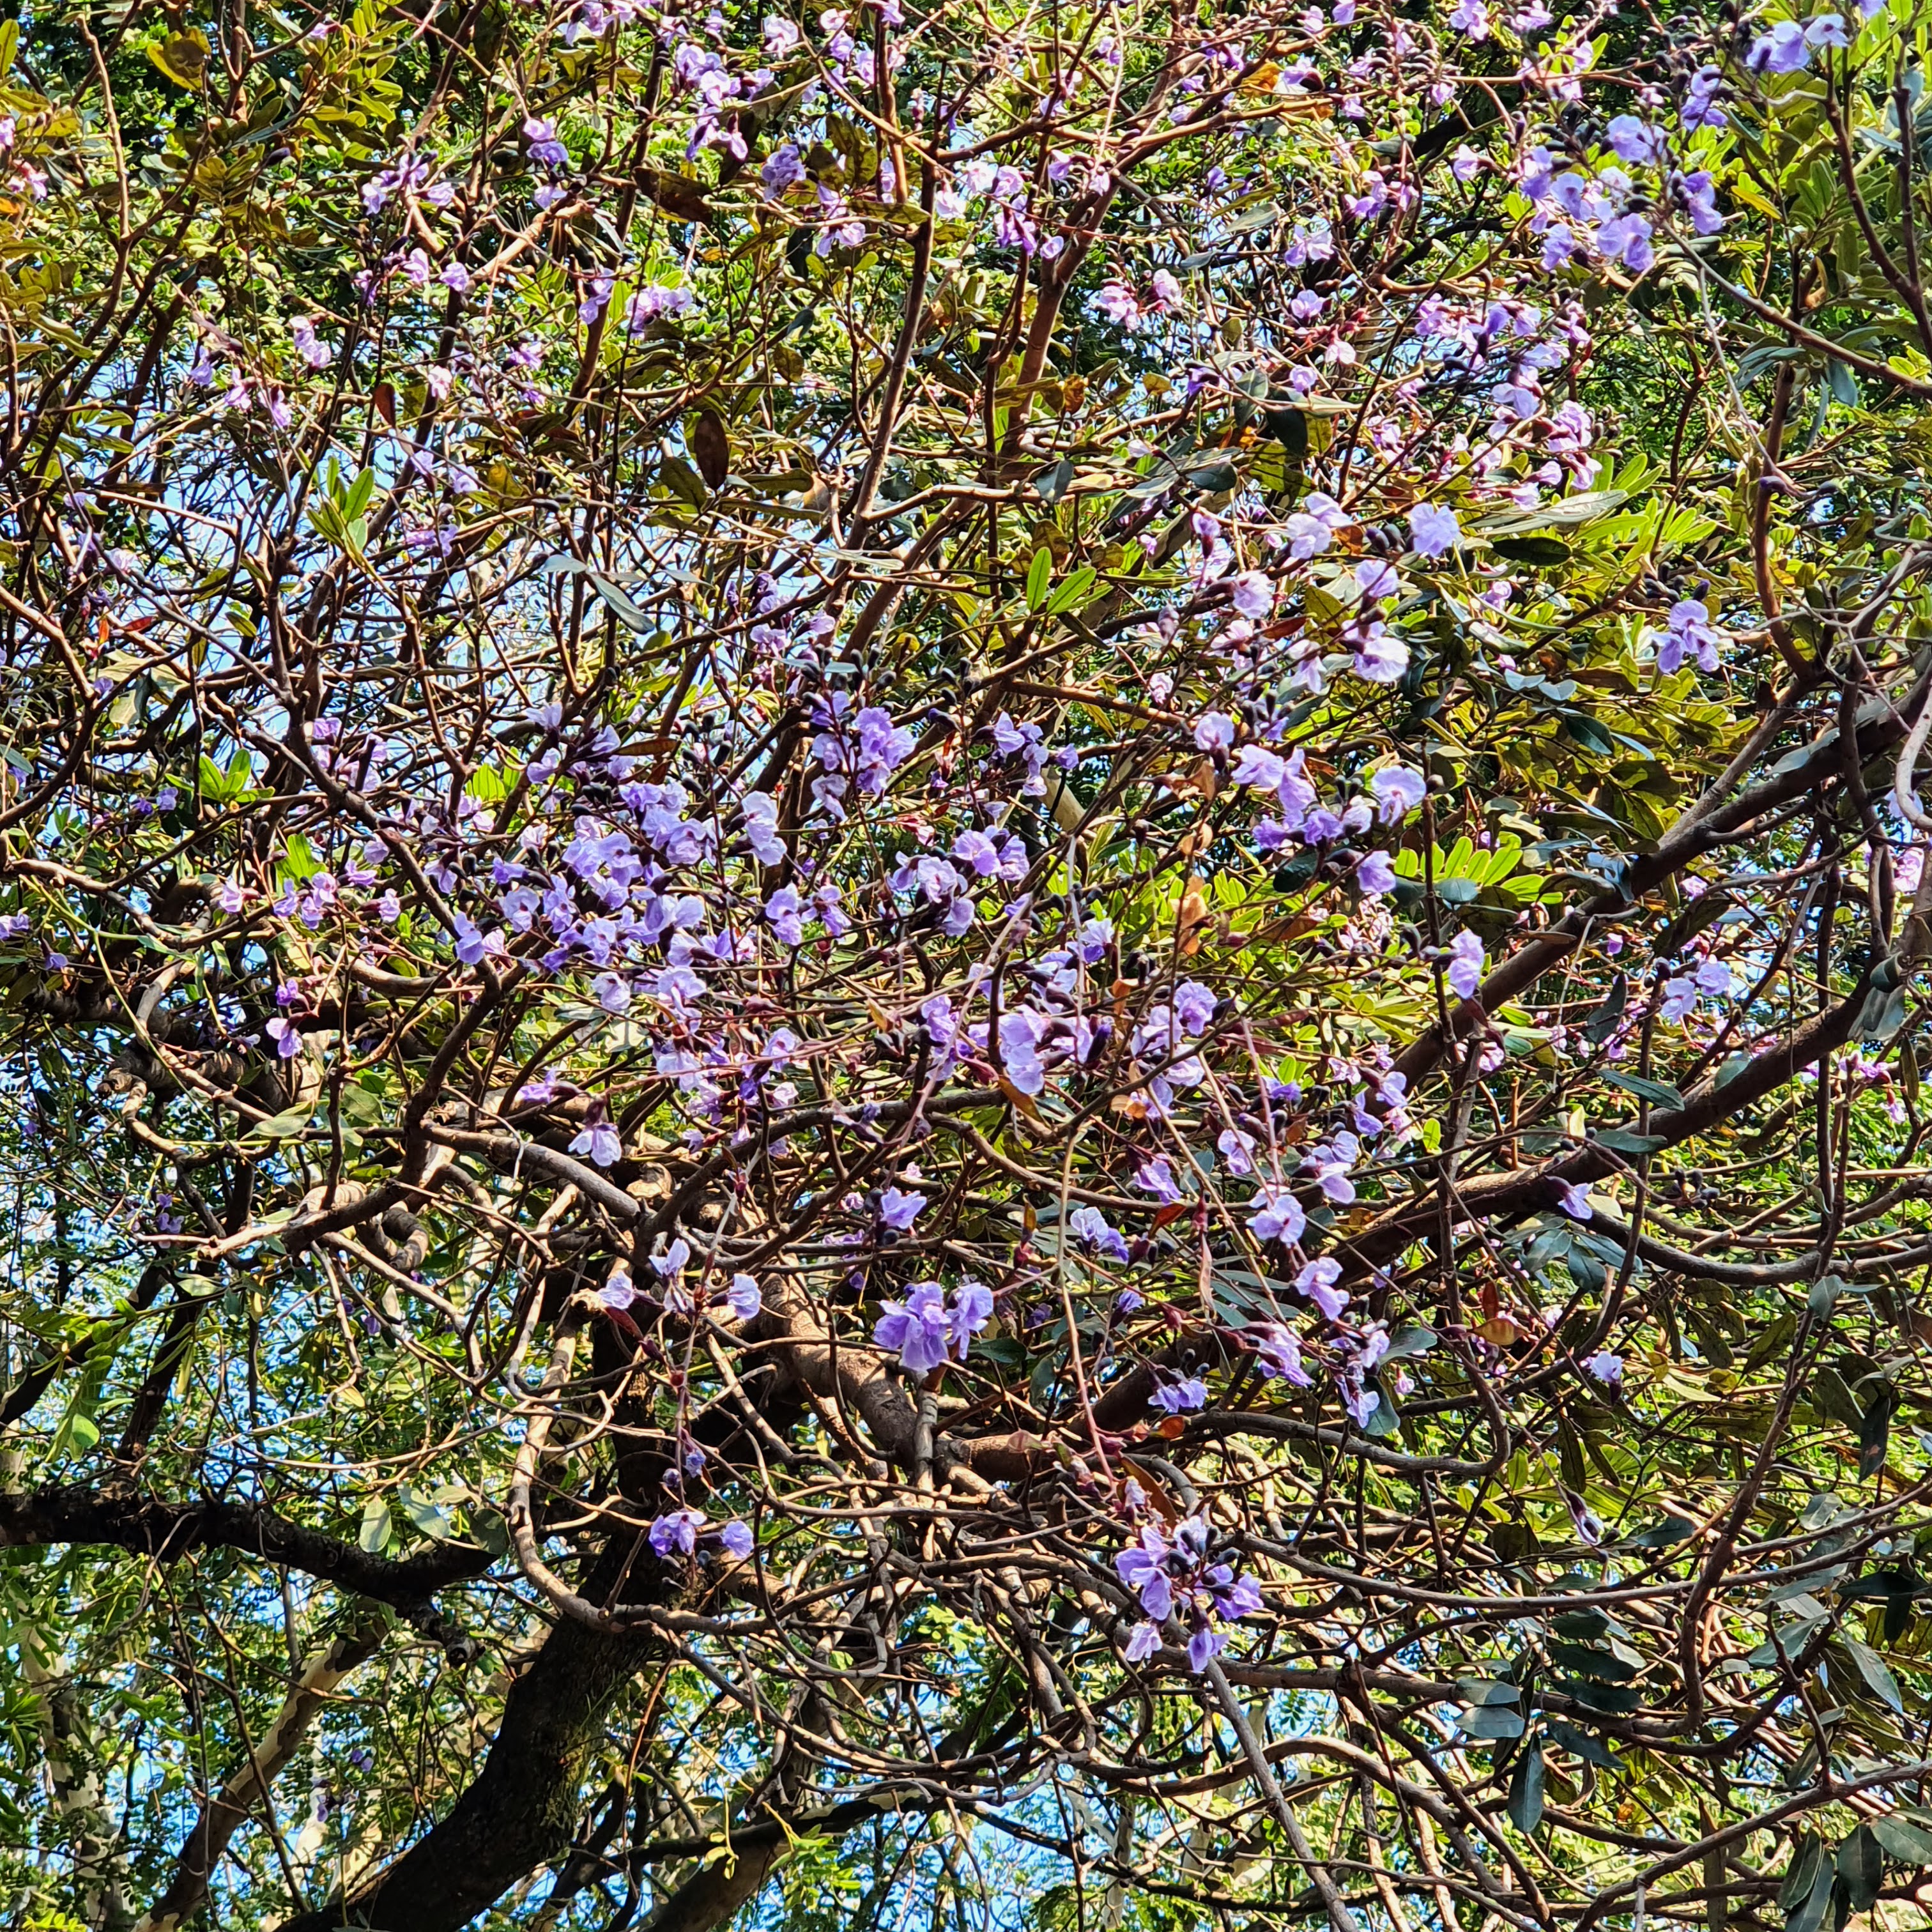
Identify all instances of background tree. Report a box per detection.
[9,0,1932,1929]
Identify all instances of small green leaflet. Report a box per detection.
[1045,564,1097,615]
[280,832,323,884]
[199,746,254,806]
[1025,548,1054,611]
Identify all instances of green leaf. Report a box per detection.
[1582,973,1627,1043]
[1456,1704,1526,1740]
[1025,548,1053,612]
[1601,1070,1687,1110]
[1591,1128,1667,1154]
[1490,535,1572,566]
[466,763,515,804]
[1560,714,1616,756]
[1871,1814,1932,1864]
[358,1499,393,1554]
[1787,1860,1836,1932]
[1625,1515,1697,1549]
[1781,1836,1825,1913]
[1563,1245,1606,1293]
[1844,1635,1904,1713]
[1654,889,1735,960]
[1506,1734,1545,1833]
[1552,1676,1643,1713]
[1860,1388,1896,1478]
[1383,1325,1437,1360]
[468,1508,512,1558]
[1544,1717,1620,1770]
[1839,1827,1883,1913]
[658,456,708,509]
[280,833,321,884]
[1035,456,1075,503]
[343,466,377,519]
[249,1103,315,1142]
[59,1412,100,1456]
[591,572,656,631]
[1045,564,1097,615]
[1457,1678,1521,1705]
[1545,1641,1637,1682]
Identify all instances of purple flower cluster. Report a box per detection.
[874,1280,994,1373]
[1115,1515,1264,1672]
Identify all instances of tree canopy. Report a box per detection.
[10,0,1932,1927]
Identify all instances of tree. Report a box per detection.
[5,0,1932,1926]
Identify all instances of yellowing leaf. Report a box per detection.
[148,28,211,89]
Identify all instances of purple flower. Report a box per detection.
[1133,1158,1183,1203]
[1597,212,1654,274]
[717,1519,755,1560]
[591,970,632,1013]
[1116,1526,1174,1621]
[569,1108,622,1167]
[1408,502,1462,558]
[876,1282,951,1372]
[1069,1205,1131,1262]
[1193,711,1235,753]
[948,1280,993,1354]
[1658,598,1723,673]
[1294,1257,1350,1321]
[761,142,806,194]
[1357,850,1397,896]
[1230,571,1275,619]
[727,1273,763,1320]
[265,1016,301,1059]
[878,1186,927,1231]
[1586,1350,1624,1387]
[1255,1324,1312,1385]
[1683,65,1727,128]
[1124,1620,1163,1661]
[454,915,503,966]
[290,317,332,370]
[523,116,570,169]
[1558,1183,1593,1222]
[1211,1568,1264,1618]
[1172,980,1217,1036]
[1747,19,1809,70]
[1604,115,1664,165]
[1152,1376,1208,1414]
[875,1278,989,1372]
[1186,1627,1227,1673]
[765,884,806,949]
[625,284,695,332]
[1370,765,1426,823]
[1232,744,1287,790]
[649,1508,703,1558]
[1446,930,1485,1000]
[1248,1186,1305,1245]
